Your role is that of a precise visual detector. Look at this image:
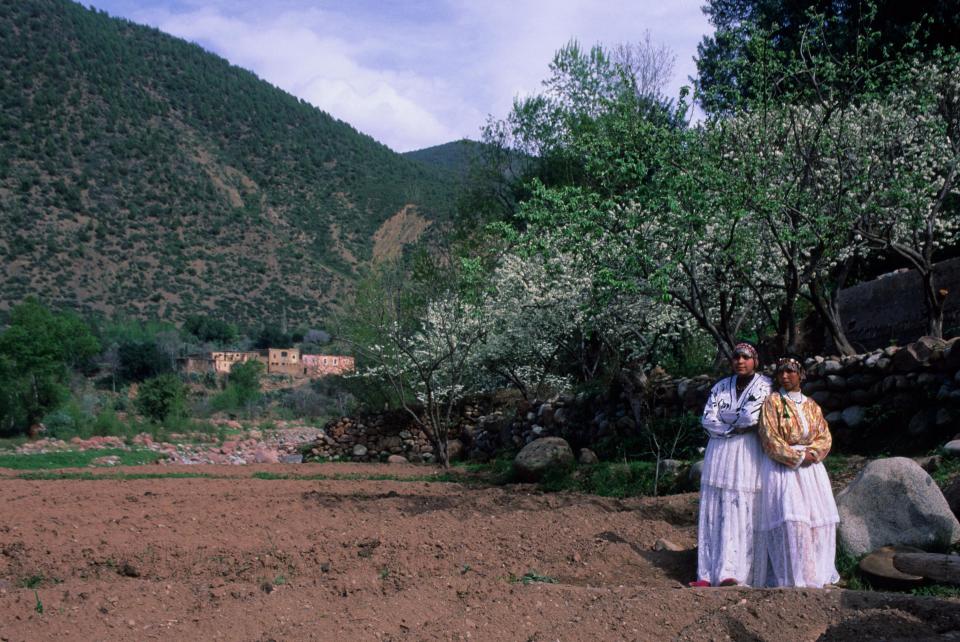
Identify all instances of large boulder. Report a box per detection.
[513,437,574,482]
[836,457,960,555]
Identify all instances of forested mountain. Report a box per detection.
[403,139,483,178]
[0,0,458,326]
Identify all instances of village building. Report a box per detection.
[179,347,354,379]
[266,347,302,376]
[301,353,356,377]
[211,350,263,374]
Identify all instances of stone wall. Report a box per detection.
[304,407,479,464]
[316,336,960,462]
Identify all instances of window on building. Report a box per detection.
[333,358,338,365]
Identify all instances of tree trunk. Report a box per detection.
[772,265,802,354]
[922,269,946,339]
[809,278,857,356]
[893,552,960,585]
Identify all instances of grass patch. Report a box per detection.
[0,448,163,470]
[910,584,960,598]
[455,457,514,482]
[0,436,29,451]
[931,453,960,489]
[538,460,684,498]
[835,546,872,591]
[509,570,557,585]
[18,574,47,589]
[16,471,215,481]
[823,453,852,478]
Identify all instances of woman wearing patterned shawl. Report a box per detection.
[753,357,840,588]
[692,342,772,587]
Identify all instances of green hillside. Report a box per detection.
[404,139,483,177]
[0,0,457,326]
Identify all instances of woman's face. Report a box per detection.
[777,368,801,392]
[731,353,756,376]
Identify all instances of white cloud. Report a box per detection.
[98,0,712,151]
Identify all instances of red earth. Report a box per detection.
[1,463,959,641]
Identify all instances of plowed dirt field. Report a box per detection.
[1,463,959,641]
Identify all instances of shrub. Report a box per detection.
[136,374,186,423]
[228,360,263,407]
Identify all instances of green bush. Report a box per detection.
[135,374,186,423]
[228,360,263,406]
[209,385,241,414]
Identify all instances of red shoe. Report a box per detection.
[718,578,739,586]
[688,580,711,587]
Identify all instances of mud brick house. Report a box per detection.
[212,351,263,374]
[179,350,261,375]
[266,347,302,376]
[301,353,355,376]
[180,348,354,378]
[179,354,216,375]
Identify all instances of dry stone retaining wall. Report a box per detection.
[320,336,960,462]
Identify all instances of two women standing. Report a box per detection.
[695,347,840,589]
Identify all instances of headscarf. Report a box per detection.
[732,342,759,364]
[775,356,805,379]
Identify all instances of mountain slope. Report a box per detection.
[404,139,483,178]
[0,0,456,326]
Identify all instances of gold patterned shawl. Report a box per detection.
[758,392,832,468]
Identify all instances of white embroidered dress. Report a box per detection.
[753,390,840,588]
[697,373,772,586]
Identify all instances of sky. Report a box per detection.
[86,1,713,152]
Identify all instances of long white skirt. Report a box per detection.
[753,455,840,588]
[697,433,764,585]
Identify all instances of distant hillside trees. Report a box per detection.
[183,315,237,345]
[0,0,458,326]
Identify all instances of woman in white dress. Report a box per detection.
[693,342,772,587]
[754,356,840,588]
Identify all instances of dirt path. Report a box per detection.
[1,463,959,641]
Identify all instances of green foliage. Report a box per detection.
[538,460,685,498]
[135,373,186,423]
[0,448,163,470]
[183,315,237,345]
[911,584,960,599]
[253,325,291,350]
[931,453,960,488]
[116,340,174,383]
[16,470,213,480]
[209,360,265,417]
[656,332,718,378]
[228,360,263,406]
[0,299,100,435]
[509,570,557,585]
[594,413,705,464]
[695,0,960,114]
[0,0,457,326]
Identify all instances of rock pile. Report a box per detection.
[797,337,960,449]
[302,411,437,463]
